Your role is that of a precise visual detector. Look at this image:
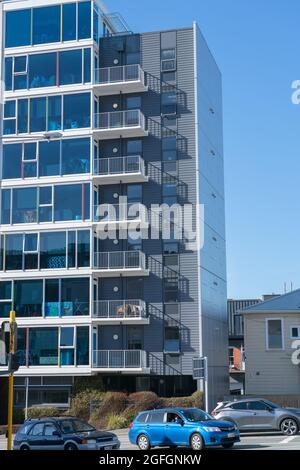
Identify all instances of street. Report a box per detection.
[1,430,300,451]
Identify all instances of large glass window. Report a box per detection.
[54,184,89,221]
[24,143,38,178]
[164,326,180,352]
[76,326,89,365]
[1,189,11,225]
[267,319,283,349]
[15,280,43,318]
[29,53,56,88]
[5,10,31,48]
[77,231,90,267]
[61,278,89,316]
[30,97,46,133]
[32,6,61,45]
[12,187,37,224]
[61,138,90,175]
[5,234,23,270]
[63,93,91,129]
[40,232,66,270]
[0,280,12,319]
[62,3,76,41]
[48,96,62,131]
[18,99,29,134]
[29,328,58,366]
[39,141,60,177]
[78,2,92,40]
[2,144,22,179]
[5,58,13,91]
[59,50,82,86]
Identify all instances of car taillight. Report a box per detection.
[129,423,133,428]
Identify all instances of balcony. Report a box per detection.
[94,64,148,96]
[92,350,148,372]
[93,110,148,140]
[93,155,148,184]
[93,203,149,228]
[92,300,149,324]
[93,250,149,277]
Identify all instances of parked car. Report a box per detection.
[128,407,240,450]
[212,398,300,435]
[13,416,120,450]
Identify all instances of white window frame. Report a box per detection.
[265,318,284,350]
[290,325,300,340]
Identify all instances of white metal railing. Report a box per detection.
[94,155,145,176]
[92,350,146,368]
[93,203,147,223]
[94,250,146,271]
[94,110,145,130]
[94,64,144,85]
[93,300,146,319]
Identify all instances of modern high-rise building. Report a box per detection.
[0,0,228,411]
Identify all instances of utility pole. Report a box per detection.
[7,311,16,451]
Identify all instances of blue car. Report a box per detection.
[129,408,240,450]
[13,417,120,450]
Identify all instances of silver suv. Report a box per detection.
[212,398,300,435]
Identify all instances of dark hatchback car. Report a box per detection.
[13,417,120,450]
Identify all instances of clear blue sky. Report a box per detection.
[105,0,300,299]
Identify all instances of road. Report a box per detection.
[1,430,300,450]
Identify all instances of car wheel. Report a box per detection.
[280,418,298,436]
[190,433,204,451]
[137,434,151,450]
[222,443,234,449]
[20,444,30,450]
[64,443,78,450]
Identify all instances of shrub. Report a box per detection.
[89,392,127,429]
[127,391,162,413]
[72,376,104,395]
[106,414,128,430]
[191,390,204,408]
[162,396,194,408]
[68,390,105,420]
[13,408,25,424]
[27,407,61,419]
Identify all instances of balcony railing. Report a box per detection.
[93,300,146,319]
[92,350,147,369]
[94,155,145,176]
[94,251,146,271]
[94,110,145,131]
[95,64,145,85]
[93,203,148,224]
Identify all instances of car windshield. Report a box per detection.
[181,409,212,422]
[60,419,95,433]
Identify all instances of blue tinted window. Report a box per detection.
[24,143,37,178]
[62,3,76,41]
[32,6,61,45]
[29,328,58,364]
[40,232,66,269]
[5,10,31,48]
[4,101,15,118]
[5,234,23,270]
[15,281,43,318]
[76,326,89,364]
[61,278,89,316]
[29,53,56,88]
[14,56,27,73]
[2,144,22,179]
[30,97,46,132]
[84,49,91,83]
[12,187,37,224]
[39,141,60,177]
[54,184,87,221]
[59,50,82,85]
[14,74,28,91]
[84,183,90,220]
[78,230,90,267]
[78,2,91,40]
[39,187,52,205]
[61,138,90,175]
[5,58,13,91]
[3,120,16,135]
[18,99,29,134]
[48,96,62,131]
[1,190,11,224]
[63,93,91,129]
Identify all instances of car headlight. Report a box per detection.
[203,426,221,432]
[87,439,97,444]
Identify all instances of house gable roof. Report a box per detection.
[240,289,300,314]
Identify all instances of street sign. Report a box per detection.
[193,357,206,380]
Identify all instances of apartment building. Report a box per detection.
[0,0,228,411]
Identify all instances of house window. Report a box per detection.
[291,326,300,339]
[266,319,283,349]
[229,347,234,368]
[164,326,180,352]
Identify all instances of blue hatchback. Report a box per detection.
[129,408,240,450]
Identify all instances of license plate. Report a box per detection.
[104,446,113,450]
[228,433,236,438]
